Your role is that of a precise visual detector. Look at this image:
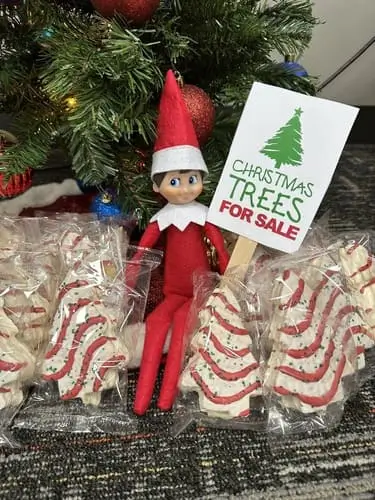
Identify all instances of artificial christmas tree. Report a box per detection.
[0,0,317,226]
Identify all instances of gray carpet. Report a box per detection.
[0,144,375,499]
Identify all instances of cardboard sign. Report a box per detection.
[207,83,359,253]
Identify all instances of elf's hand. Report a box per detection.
[204,222,230,276]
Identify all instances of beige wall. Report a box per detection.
[300,0,375,105]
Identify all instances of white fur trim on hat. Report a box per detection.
[151,145,208,180]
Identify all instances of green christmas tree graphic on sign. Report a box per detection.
[260,107,304,169]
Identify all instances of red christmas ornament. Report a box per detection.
[91,0,160,24]
[0,132,32,199]
[180,84,216,145]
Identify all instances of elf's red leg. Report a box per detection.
[133,294,186,415]
[157,299,192,411]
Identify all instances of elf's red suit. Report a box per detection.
[133,207,229,415]
[132,69,229,415]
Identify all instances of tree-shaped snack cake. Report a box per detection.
[179,280,263,418]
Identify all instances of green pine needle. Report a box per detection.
[1,0,318,226]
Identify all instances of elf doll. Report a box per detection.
[132,70,229,415]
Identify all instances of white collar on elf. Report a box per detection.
[150,201,208,231]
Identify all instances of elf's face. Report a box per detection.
[154,170,203,205]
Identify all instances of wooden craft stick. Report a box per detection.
[224,236,258,280]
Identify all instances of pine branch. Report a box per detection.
[161,0,317,93]
[254,62,317,93]
[24,0,88,30]
[258,0,319,56]
[216,62,316,109]
[38,14,164,183]
[0,0,319,224]
[150,13,194,65]
[0,58,26,102]
[116,148,160,227]
[64,126,118,184]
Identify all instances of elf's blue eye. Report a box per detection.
[189,175,198,185]
[170,178,180,187]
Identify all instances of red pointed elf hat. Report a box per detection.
[151,70,208,180]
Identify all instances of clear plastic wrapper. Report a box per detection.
[0,293,36,447]
[0,216,48,255]
[0,250,60,354]
[173,221,372,437]
[0,251,57,447]
[13,217,137,433]
[256,246,361,438]
[123,245,163,369]
[36,215,163,369]
[34,210,138,238]
[294,229,375,385]
[0,218,61,447]
[173,267,267,434]
[123,245,163,325]
[333,231,375,383]
[34,211,98,221]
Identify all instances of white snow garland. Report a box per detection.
[0,179,83,215]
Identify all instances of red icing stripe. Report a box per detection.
[279,270,338,336]
[0,359,27,372]
[60,337,117,400]
[279,278,305,310]
[334,304,356,324]
[43,316,109,381]
[210,292,240,313]
[191,369,261,406]
[58,280,90,301]
[347,242,359,255]
[208,330,252,358]
[332,304,375,343]
[277,327,353,386]
[92,355,127,392]
[350,255,373,278]
[238,408,250,417]
[69,235,83,249]
[360,277,375,294]
[356,346,365,355]
[282,269,290,281]
[350,325,375,342]
[333,305,366,343]
[0,332,10,339]
[73,260,82,271]
[278,340,335,382]
[210,308,248,335]
[198,348,259,381]
[273,354,347,407]
[0,387,11,393]
[45,298,93,359]
[286,288,342,358]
